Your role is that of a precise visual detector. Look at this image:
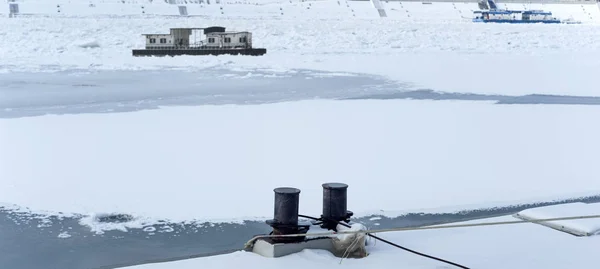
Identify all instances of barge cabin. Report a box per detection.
[133,27,267,57]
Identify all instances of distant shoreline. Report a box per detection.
[348,0,596,4]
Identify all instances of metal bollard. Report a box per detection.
[266,187,309,243]
[273,187,300,227]
[321,183,353,230]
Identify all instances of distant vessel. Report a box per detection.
[132,26,267,57]
[473,9,561,24]
[473,0,564,24]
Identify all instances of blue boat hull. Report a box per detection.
[472,18,561,24]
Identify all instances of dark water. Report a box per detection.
[0,210,266,269]
[348,89,600,105]
[2,195,600,269]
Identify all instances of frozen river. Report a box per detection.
[3,68,600,119]
[2,67,600,269]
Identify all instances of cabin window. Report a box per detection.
[239,37,247,43]
[224,37,231,43]
[208,37,215,43]
[149,38,156,44]
[160,38,167,44]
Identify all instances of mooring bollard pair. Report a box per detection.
[265,183,354,243]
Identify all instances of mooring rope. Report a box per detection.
[299,214,470,268]
[244,213,600,249]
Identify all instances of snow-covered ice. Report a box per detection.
[515,202,600,236]
[78,212,155,234]
[74,39,101,49]
[2,1,600,95]
[57,231,72,238]
[2,99,600,223]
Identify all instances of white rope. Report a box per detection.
[244,214,600,249]
[339,235,361,264]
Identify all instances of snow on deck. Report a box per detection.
[515,202,600,236]
[120,215,600,269]
[2,99,600,223]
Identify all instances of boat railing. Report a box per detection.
[144,44,252,50]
